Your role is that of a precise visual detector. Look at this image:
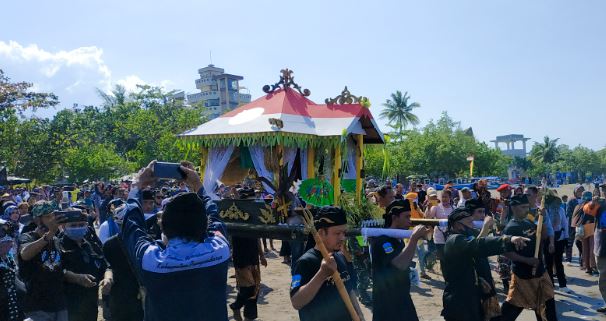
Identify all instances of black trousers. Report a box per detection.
[501,299,558,321]
[66,290,99,321]
[445,317,501,321]
[544,239,567,287]
[231,285,258,319]
[565,226,575,262]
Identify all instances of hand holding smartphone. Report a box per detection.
[153,162,186,180]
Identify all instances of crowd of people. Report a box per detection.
[1,164,606,321]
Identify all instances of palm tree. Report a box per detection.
[96,85,127,109]
[531,136,560,163]
[380,91,420,138]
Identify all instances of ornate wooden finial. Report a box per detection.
[325,86,368,105]
[263,69,311,97]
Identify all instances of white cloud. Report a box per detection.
[0,40,175,107]
[116,75,147,92]
[0,40,112,90]
[114,75,175,94]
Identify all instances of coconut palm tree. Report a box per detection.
[531,136,560,163]
[380,91,420,138]
[96,85,127,109]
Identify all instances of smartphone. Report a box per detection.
[154,162,185,180]
[55,210,86,223]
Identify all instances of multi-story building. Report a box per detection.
[186,64,251,119]
[491,134,530,158]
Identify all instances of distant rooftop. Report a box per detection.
[491,134,530,142]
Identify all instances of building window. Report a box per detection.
[205,99,220,107]
[230,80,238,90]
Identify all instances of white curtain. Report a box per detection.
[249,145,275,194]
[344,138,357,179]
[284,147,298,175]
[300,148,308,180]
[203,146,235,199]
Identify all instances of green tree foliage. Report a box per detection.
[379,91,420,139]
[365,112,510,179]
[0,69,208,183]
[527,138,605,181]
[1,69,59,177]
[0,69,59,113]
[530,136,560,164]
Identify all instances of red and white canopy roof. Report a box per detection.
[180,88,384,144]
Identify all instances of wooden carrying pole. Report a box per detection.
[302,209,360,321]
[532,194,546,275]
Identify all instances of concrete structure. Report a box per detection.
[491,134,530,158]
[186,65,251,119]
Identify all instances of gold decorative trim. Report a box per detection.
[219,203,250,221]
[325,86,368,105]
[259,204,276,224]
[263,69,311,97]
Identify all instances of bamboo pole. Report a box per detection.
[307,148,315,179]
[223,218,483,241]
[333,146,341,204]
[355,134,364,205]
[302,209,360,321]
[532,193,546,275]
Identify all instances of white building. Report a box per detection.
[186,65,251,119]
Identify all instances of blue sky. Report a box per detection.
[2,0,605,150]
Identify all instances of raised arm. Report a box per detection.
[391,225,431,270]
[120,198,153,280]
[119,161,159,279]
[447,233,520,259]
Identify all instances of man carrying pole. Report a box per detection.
[501,194,558,321]
[370,199,430,321]
[290,206,365,321]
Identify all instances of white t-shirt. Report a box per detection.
[431,204,453,244]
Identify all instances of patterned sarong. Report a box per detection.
[235,265,261,298]
[497,255,511,281]
[506,272,554,320]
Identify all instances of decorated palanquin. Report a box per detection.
[178,69,384,239]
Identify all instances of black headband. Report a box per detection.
[314,206,347,229]
[448,207,473,228]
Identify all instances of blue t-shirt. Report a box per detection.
[120,187,230,321]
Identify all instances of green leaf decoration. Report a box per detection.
[341,179,357,192]
[299,178,334,206]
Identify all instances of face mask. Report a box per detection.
[64,226,88,241]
